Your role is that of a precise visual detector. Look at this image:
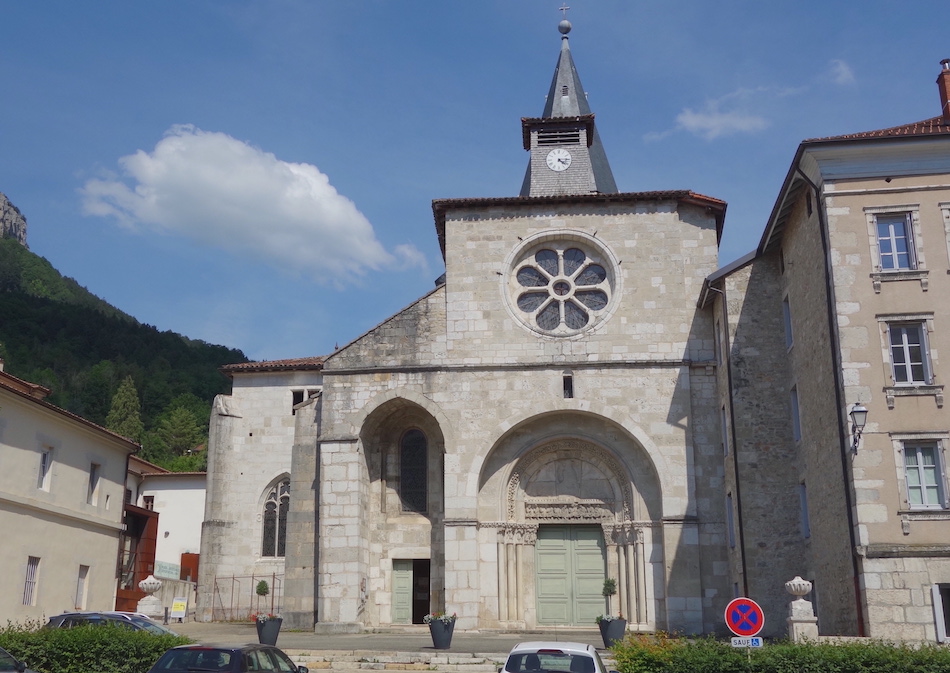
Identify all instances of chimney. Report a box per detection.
[938,59,950,124]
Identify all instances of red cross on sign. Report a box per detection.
[724,597,765,637]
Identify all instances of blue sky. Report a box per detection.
[2,1,948,361]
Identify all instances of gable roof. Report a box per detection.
[220,356,325,377]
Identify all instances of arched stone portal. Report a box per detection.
[492,438,658,629]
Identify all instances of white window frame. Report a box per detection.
[885,319,933,386]
[933,584,950,643]
[23,556,40,606]
[875,211,917,270]
[902,441,948,510]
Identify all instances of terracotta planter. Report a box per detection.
[428,619,455,649]
[598,618,626,648]
[256,618,282,645]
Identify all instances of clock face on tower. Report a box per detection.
[545,148,572,172]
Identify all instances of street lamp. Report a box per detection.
[849,403,868,452]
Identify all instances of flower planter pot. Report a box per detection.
[428,619,455,649]
[598,618,626,648]
[256,618,282,646]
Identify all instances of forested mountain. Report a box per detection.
[0,237,248,469]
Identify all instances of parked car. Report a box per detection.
[147,644,308,673]
[500,642,614,673]
[45,611,178,635]
[0,645,38,673]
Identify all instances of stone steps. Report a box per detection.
[284,650,615,673]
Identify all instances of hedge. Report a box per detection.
[610,633,950,673]
[0,620,191,673]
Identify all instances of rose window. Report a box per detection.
[514,246,611,333]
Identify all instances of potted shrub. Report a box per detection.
[597,578,626,647]
[253,612,283,645]
[423,611,457,649]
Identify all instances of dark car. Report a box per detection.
[147,644,308,673]
[46,611,179,635]
[0,645,38,673]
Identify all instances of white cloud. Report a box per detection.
[81,125,424,283]
[674,88,769,140]
[828,59,856,86]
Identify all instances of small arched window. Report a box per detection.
[400,429,428,513]
[261,479,290,557]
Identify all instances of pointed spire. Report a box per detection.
[520,17,618,196]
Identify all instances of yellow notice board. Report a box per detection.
[171,597,188,619]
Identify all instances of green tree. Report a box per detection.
[150,406,204,457]
[106,375,145,442]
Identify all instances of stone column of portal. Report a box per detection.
[314,438,365,634]
[497,533,509,622]
[444,519,480,630]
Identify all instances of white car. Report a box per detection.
[500,642,614,673]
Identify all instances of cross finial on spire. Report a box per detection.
[559,3,570,19]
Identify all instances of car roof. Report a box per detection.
[508,642,596,656]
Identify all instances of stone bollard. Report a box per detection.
[785,576,818,642]
[137,574,164,619]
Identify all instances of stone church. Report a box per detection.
[199,21,950,642]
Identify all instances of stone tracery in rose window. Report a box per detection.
[515,245,610,333]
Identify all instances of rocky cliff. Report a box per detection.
[1,192,28,247]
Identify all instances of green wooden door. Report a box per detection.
[536,524,606,625]
[392,559,413,624]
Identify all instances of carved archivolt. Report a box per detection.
[506,439,633,522]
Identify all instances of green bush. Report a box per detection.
[610,633,950,673]
[0,621,191,673]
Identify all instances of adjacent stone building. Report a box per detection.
[199,25,950,642]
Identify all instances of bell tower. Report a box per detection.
[520,18,618,197]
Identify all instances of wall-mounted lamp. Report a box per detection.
[849,403,868,452]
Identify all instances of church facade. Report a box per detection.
[199,25,950,641]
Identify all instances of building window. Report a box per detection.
[38,446,53,491]
[87,463,100,505]
[23,556,40,606]
[933,584,950,643]
[400,429,428,513]
[782,296,793,349]
[261,479,290,557]
[143,495,155,511]
[790,386,801,442]
[563,374,574,399]
[291,389,320,414]
[889,322,932,385]
[75,565,89,610]
[721,405,730,456]
[725,494,736,549]
[799,483,811,538]
[903,443,946,509]
[876,212,916,270]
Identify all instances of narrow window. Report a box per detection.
[87,463,100,505]
[876,213,916,270]
[726,493,736,549]
[799,483,811,538]
[23,556,40,606]
[400,429,428,513]
[291,390,304,414]
[782,296,793,349]
[806,192,813,217]
[721,406,730,456]
[934,584,950,642]
[143,495,155,511]
[563,375,574,399]
[790,386,802,442]
[904,442,946,509]
[38,446,53,491]
[261,479,291,557]
[75,565,89,610]
[889,323,931,384]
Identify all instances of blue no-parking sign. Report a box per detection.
[724,597,765,637]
